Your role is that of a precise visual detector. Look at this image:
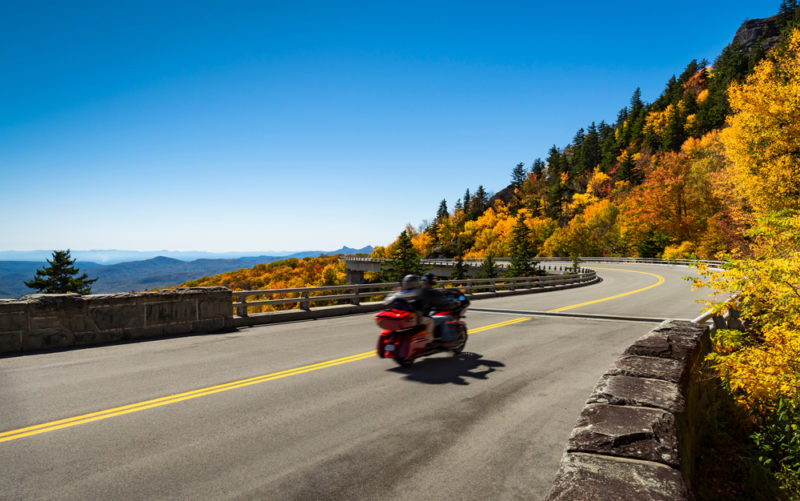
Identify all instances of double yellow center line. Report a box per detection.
[0,318,518,444]
[0,352,375,443]
[1,267,664,443]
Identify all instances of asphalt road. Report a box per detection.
[0,263,712,500]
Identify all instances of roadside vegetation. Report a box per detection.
[179,255,348,313]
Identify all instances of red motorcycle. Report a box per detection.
[375,290,469,367]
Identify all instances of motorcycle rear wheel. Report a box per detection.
[394,356,414,368]
[451,326,468,355]
[451,337,466,355]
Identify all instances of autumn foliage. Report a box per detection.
[178,255,348,313]
[182,255,346,291]
[378,21,800,495]
[690,34,800,494]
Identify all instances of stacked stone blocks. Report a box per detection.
[546,320,712,500]
[0,287,233,355]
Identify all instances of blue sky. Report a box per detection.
[0,1,779,253]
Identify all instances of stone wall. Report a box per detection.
[0,287,233,355]
[546,320,712,500]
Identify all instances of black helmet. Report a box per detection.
[401,274,421,289]
[421,272,436,287]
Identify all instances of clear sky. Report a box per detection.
[0,1,780,253]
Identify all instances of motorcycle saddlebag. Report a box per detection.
[375,308,418,331]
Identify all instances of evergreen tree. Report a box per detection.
[546,146,567,218]
[25,250,97,294]
[531,158,545,177]
[511,162,526,187]
[470,185,489,219]
[380,231,424,282]
[662,103,686,151]
[626,88,647,147]
[598,122,618,172]
[507,215,540,277]
[779,0,799,29]
[435,199,449,221]
[677,59,700,86]
[637,230,670,258]
[450,255,469,280]
[696,41,750,132]
[630,88,644,116]
[570,128,586,178]
[479,253,500,279]
[652,75,681,111]
[617,150,636,183]
[615,107,629,135]
[583,122,601,172]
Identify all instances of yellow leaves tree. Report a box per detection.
[180,255,349,312]
[682,131,750,258]
[617,137,732,259]
[643,104,675,141]
[541,199,624,257]
[696,29,800,412]
[698,213,800,410]
[411,231,434,257]
[569,167,612,215]
[721,28,800,219]
[462,201,515,259]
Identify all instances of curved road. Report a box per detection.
[0,264,711,500]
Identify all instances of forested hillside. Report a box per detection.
[179,255,347,290]
[373,6,800,266]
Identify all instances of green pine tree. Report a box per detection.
[435,199,449,221]
[511,162,526,188]
[479,253,500,279]
[469,185,489,219]
[450,255,469,280]
[380,231,425,282]
[507,215,541,277]
[25,250,98,294]
[531,158,545,177]
[583,122,601,172]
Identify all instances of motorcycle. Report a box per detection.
[375,289,469,368]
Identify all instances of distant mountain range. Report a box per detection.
[0,247,371,265]
[0,246,373,299]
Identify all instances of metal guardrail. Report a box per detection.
[231,269,597,317]
[341,256,725,268]
[691,295,743,330]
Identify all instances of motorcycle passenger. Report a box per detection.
[419,272,460,347]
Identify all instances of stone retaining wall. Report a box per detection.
[0,287,233,355]
[546,320,712,500]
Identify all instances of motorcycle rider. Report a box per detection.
[387,273,460,347]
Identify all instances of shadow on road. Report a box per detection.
[389,352,505,385]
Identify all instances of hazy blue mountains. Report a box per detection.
[0,246,373,299]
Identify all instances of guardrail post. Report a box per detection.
[237,296,248,318]
[352,287,360,306]
[727,309,744,330]
[300,291,310,311]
